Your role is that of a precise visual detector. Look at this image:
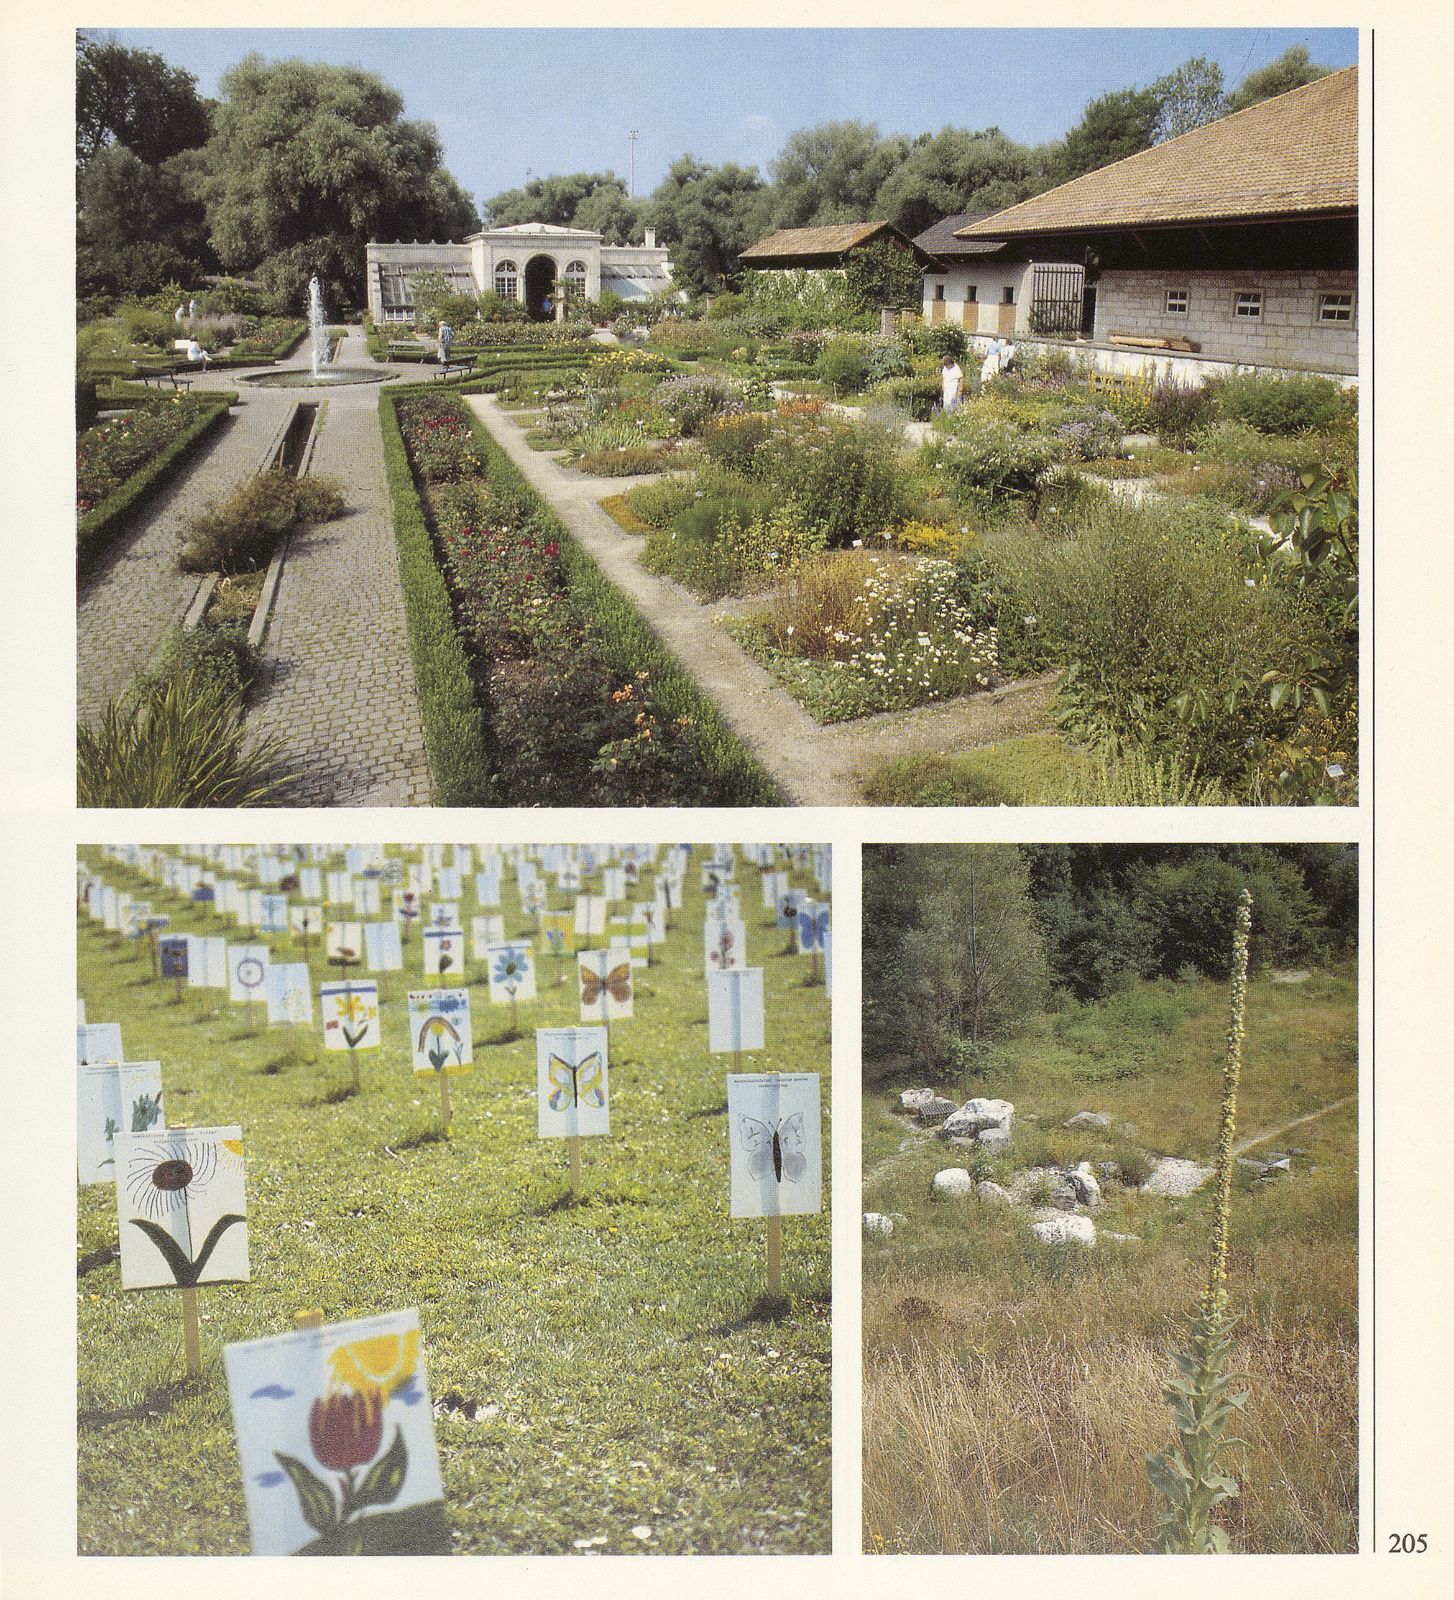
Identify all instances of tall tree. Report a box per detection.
[195,55,477,312]
[873,126,1036,237]
[486,171,626,231]
[646,156,768,294]
[1041,86,1162,187]
[768,120,910,228]
[1150,55,1227,142]
[76,33,210,169]
[1224,46,1333,114]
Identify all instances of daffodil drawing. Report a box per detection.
[321,981,380,1052]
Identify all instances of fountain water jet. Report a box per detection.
[308,274,329,379]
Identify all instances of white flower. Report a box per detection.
[1245,578,1257,587]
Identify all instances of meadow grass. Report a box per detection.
[77,848,831,1555]
[862,968,1356,1553]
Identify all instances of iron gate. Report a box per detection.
[1029,263,1087,337]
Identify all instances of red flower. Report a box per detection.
[309,1390,383,1471]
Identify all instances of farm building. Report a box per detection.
[365,224,675,323]
[956,67,1358,375]
[913,212,1086,338]
[739,221,938,278]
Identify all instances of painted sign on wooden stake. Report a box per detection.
[77,1022,124,1064]
[114,1125,250,1288]
[77,1060,164,1184]
[407,990,473,1076]
[578,949,633,1023]
[321,981,380,1052]
[535,1026,609,1139]
[727,1074,821,1219]
[708,968,765,1055]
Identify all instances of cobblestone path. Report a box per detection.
[76,393,283,726]
[246,330,433,806]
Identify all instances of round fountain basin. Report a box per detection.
[243,367,387,388]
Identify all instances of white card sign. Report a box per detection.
[727,1074,822,1218]
[708,967,765,1054]
[578,949,633,1022]
[321,980,380,1051]
[535,1026,609,1138]
[77,1060,165,1184]
[114,1125,250,1288]
[407,990,473,1076]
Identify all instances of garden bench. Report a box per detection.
[131,363,194,391]
[434,357,474,379]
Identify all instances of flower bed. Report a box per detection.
[77,394,234,570]
[382,386,778,806]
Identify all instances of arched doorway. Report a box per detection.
[524,255,557,321]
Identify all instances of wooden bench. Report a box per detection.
[434,356,474,380]
[131,363,195,391]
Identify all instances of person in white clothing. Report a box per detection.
[940,355,964,412]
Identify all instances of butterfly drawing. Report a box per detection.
[547,1052,605,1112]
[739,1114,808,1185]
[580,962,631,1007]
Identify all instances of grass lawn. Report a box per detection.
[862,966,1357,1554]
[77,846,831,1556]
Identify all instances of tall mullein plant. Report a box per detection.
[1146,888,1253,1553]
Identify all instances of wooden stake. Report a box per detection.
[295,1308,324,1330]
[438,1072,453,1135]
[511,993,519,1034]
[348,1044,359,1092]
[766,1213,783,1300]
[180,1287,201,1377]
[568,1134,582,1196]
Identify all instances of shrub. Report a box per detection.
[1056,747,1229,806]
[623,474,703,529]
[1053,405,1124,462]
[1148,375,1217,448]
[1213,371,1346,435]
[178,472,346,574]
[135,624,261,704]
[577,445,671,477]
[654,372,745,436]
[818,336,871,396]
[700,412,775,476]
[648,318,734,360]
[77,670,293,807]
[760,413,912,546]
[918,324,968,362]
[870,373,940,421]
[930,419,1064,514]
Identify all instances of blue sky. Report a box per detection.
[103,27,1358,211]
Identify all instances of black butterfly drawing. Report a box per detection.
[547,1052,605,1111]
[738,1113,807,1185]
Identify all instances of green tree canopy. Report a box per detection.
[1042,85,1162,187]
[1225,46,1333,114]
[646,156,769,294]
[76,33,210,170]
[1150,55,1228,143]
[768,120,910,228]
[195,55,477,312]
[873,125,1037,237]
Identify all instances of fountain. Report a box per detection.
[242,272,387,388]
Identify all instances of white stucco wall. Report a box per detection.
[1094,268,1357,374]
[922,261,1036,334]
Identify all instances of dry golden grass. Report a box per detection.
[863,971,1357,1554]
[763,550,880,658]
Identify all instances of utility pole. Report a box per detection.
[628,130,639,198]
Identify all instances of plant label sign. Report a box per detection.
[326,921,364,965]
[228,945,271,1005]
[159,935,190,979]
[727,1074,822,1218]
[705,915,747,973]
[77,1022,124,1065]
[190,935,229,989]
[536,1026,609,1138]
[321,981,381,1052]
[471,915,506,957]
[578,950,633,1023]
[796,900,830,955]
[573,895,606,940]
[265,964,313,1026]
[77,1060,165,1185]
[224,1308,446,1556]
[486,942,536,1004]
[408,990,472,1076]
[364,922,403,972]
[708,967,765,1054]
[114,1125,250,1289]
[422,927,464,980]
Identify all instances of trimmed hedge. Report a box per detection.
[78,397,234,572]
[453,396,781,805]
[376,390,494,805]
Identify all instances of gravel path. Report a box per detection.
[1233,1093,1357,1156]
[467,394,1054,805]
[245,330,433,806]
[76,390,282,726]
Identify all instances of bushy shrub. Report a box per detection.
[864,337,913,384]
[178,472,346,573]
[654,372,744,436]
[930,418,1064,513]
[818,336,870,395]
[1213,371,1346,435]
[917,324,969,362]
[623,474,703,529]
[1053,405,1124,462]
[870,373,941,421]
[700,412,774,476]
[648,318,734,360]
[577,446,672,477]
[135,624,261,703]
[740,269,872,331]
[1148,375,1217,448]
[759,413,912,546]
[118,304,177,349]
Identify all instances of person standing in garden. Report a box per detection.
[940,354,964,412]
[437,320,454,364]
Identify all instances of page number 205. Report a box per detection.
[1388,1534,1428,1553]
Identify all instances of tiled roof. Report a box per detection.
[913,212,1013,256]
[740,222,894,259]
[957,66,1357,239]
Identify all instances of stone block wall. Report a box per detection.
[1094,268,1357,374]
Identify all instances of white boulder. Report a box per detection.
[863,1212,895,1236]
[943,1097,1014,1138]
[1030,1210,1096,1247]
[976,1127,1012,1154]
[931,1167,975,1199]
[975,1181,1013,1206]
[1142,1156,1215,1198]
[1064,1111,1111,1129]
[1067,1161,1102,1209]
[898,1088,937,1113]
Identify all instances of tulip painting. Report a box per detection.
[225,1311,447,1556]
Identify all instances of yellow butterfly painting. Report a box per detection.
[547,1052,605,1112]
